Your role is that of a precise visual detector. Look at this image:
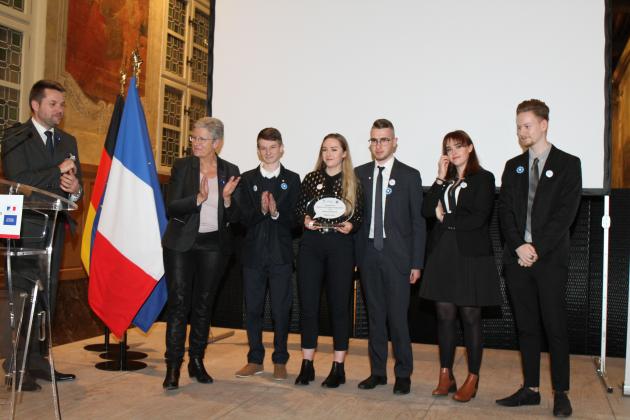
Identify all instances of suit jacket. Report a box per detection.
[239,165,301,268]
[354,159,426,275]
[162,155,240,253]
[498,145,582,265]
[422,169,496,257]
[1,119,83,200]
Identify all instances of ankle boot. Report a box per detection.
[321,362,346,388]
[188,357,213,384]
[453,373,479,402]
[294,359,315,385]
[432,368,457,396]
[163,361,182,390]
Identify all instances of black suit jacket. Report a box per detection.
[162,156,240,253]
[422,169,496,257]
[239,165,301,268]
[354,159,426,275]
[498,145,582,265]
[1,119,83,200]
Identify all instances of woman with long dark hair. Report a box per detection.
[419,130,502,402]
[294,133,363,388]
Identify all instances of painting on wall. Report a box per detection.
[66,0,148,104]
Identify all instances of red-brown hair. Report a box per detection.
[442,130,481,180]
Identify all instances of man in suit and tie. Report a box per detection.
[355,118,426,395]
[234,128,300,381]
[496,99,581,417]
[1,80,82,390]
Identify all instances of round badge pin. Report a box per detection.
[545,170,554,178]
[461,182,468,189]
[281,182,288,190]
[516,166,525,174]
[389,179,396,186]
[385,187,393,195]
[253,185,258,192]
[316,183,323,190]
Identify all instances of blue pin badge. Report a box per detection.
[516,166,525,174]
[253,185,258,192]
[281,182,288,190]
[385,187,393,195]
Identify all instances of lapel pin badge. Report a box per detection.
[545,170,554,178]
[516,166,524,174]
[253,185,258,192]
[281,182,288,190]
[389,179,396,186]
[385,187,393,195]
[461,182,468,188]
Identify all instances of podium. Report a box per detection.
[0,178,77,420]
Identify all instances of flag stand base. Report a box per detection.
[94,331,147,371]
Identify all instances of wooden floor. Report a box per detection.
[2,324,630,419]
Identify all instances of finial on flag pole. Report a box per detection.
[131,48,143,87]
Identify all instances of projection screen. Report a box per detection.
[213,0,606,190]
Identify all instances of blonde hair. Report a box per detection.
[314,133,358,209]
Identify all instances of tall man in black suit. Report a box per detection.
[1,80,82,390]
[234,128,300,381]
[355,118,426,395]
[496,99,581,417]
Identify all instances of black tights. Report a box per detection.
[435,302,482,375]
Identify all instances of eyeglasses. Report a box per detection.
[189,136,214,143]
[368,137,392,145]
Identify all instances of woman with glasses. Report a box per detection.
[294,133,363,388]
[419,130,501,402]
[161,117,241,390]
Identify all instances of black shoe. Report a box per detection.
[30,368,76,382]
[321,362,346,388]
[163,361,182,390]
[393,377,411,395]
[553,391,572,417]
[358,374,387,389]
[188,357,213,384]
[6,373,41,392]
[294,359,315,386]
[496,387,541,407]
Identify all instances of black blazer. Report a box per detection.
[422,169,496,257]
[354,159,426,275]
[1,119,83,200]
[498,145,582,265]
[162,156,240,253]
[239,165,301,268]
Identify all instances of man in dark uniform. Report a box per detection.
[234,128,300,381]
[496,99,581,417]
[355,118,426,395]
[1,80,82,390]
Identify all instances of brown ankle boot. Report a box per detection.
[453,373,479,402]
[432,368,457,396]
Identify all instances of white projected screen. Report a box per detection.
[213,0,605,189]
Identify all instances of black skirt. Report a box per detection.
[419,230,502,307]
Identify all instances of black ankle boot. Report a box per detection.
[294,359,315,385]
[321,362,346,388]
[163,361,182,390]
[188,357,213,384]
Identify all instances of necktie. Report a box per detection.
[525,157,540,241]
[374,166,385,251]
[45,130,54,156]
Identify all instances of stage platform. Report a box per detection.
[2,324,630,419]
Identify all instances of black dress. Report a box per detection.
[419,175,502,307]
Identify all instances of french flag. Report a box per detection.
[88,77,167,338]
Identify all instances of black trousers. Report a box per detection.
[360,242,413,378]
[163,232,226,363]
[2,213,65,373]
[505,260,570,391]
[297,231,354,351]
[243,263,293,364]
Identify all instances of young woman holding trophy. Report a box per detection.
[294,133,363,388]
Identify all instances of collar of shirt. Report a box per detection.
[528,143,552,164]
[372,155,395,178]
[259,164,281,179]
[31,118,54,145]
